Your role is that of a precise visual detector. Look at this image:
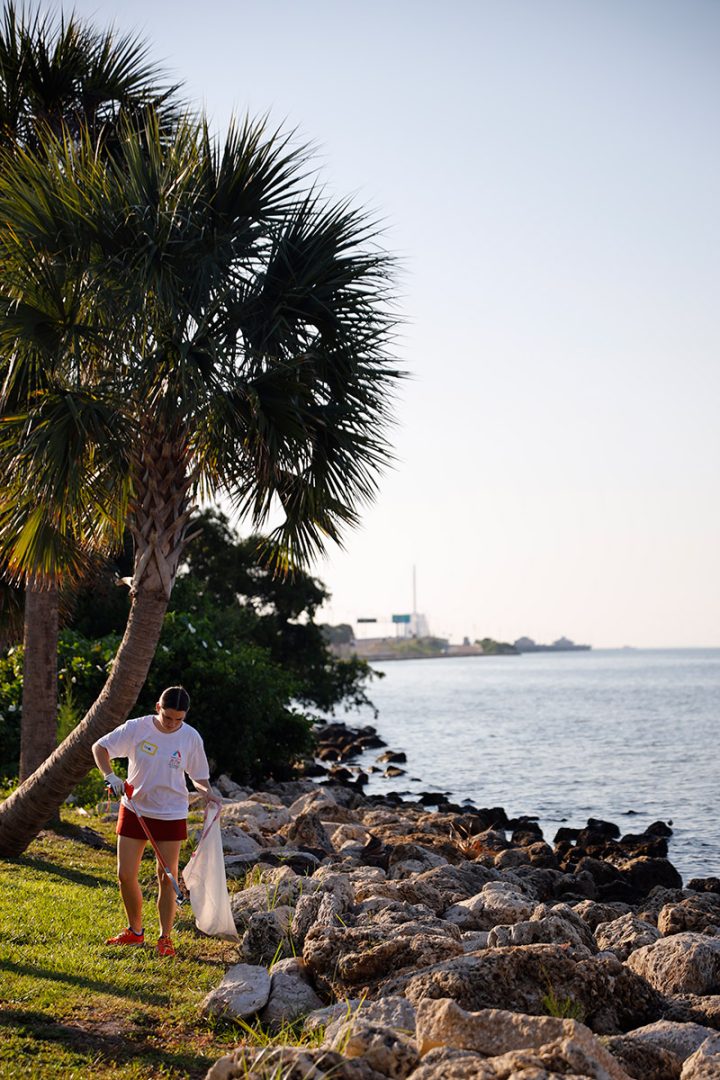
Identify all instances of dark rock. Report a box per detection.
[469,827,510,854]
[359,835,390,870]
[620,834,670,859]
[419,792,448,806]
[646,821,673,838]
[598,879,644,904]
[554,869,598,901]
[471,807,510,830]
[587,818,621,839]
[689,878,720,895]
[299,762,328,777]
[524,842,558,870]
[317,746,342,762]
[554,827,582,844]
[510,865,563,900]
[376,750,407,764]
[383,765,406,779]
[328,766,355,783]
[511,822,544,845]
[622,857,683,896]
[575,856,625,887]
[225,850,321,877]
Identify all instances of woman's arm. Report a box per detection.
[91,741,125,797]
[92,742,113,777]
[190,777,223,807]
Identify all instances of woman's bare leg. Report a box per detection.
[154,839,182,938]
[117,835,146,933]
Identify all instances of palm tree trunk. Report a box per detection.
[0,583,169,855]
[0,433,193,857]
[19,584,59,782]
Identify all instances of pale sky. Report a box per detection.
[65,0,719,647]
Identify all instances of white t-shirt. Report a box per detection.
[97,715,210,819]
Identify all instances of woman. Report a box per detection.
[92,685,222,957]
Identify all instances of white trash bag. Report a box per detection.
[182,807,238,939]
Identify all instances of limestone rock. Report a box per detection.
[603,1034,682,1080]
[572,900,632,931]
[639,888,691,926]
[286,811,335,855]
[241,907,292,965]
[488,910,596,955]
[595,913,661,961]
[323,1017,419,1079]
[414,998,631,1078]
[214,774,250,799]
[664,995,720,1030]
[258,957,324,1029]
[221,827,262,855]
[317,996,417,1038]
[680,1033,720,1079]
[626,933,720,995]
[493,847,530,870]
[205,1045,387,1080]
[621,1020,718,1061]
[201,962,271,1020]
[288,788,338,815]
[396,943,662,1034]
[444,881,534,931]
[303,921,464,993]
[416,862,500,906]
[659,896,720,937]
[221,799,290,831]
[330,823,372,848]
[461,930,490,952]
[407,1047,497,1079]
[485,1035,634,1078]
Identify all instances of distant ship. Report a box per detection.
[513,636,591,653]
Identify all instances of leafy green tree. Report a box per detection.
[0,1,179,783]
[0,108,399,854]
[169,510,378,716]
[142,612,313,782]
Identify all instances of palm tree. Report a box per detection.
[0,1,179,781]
[0,112,399,854]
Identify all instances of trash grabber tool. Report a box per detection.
[118,781,186,906]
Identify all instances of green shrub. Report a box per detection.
[139,611,315,783]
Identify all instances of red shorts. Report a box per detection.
[117,804,187,841]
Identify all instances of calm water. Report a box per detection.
[351,649,719,883]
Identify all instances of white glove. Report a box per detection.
[104,773,125,798]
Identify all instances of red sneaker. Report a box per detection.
[106,927,144,946]
[156,935,176,957]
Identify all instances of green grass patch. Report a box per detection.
[0,808,245,1079]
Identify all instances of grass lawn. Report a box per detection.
[0,808,245,1079]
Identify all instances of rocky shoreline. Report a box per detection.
[198,721,720,1079]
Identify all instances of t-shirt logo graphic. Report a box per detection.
[169,750,182,770]
[139,740,158,756]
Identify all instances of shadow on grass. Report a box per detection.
[0,1007,215,1078]
[5,855,110,888]
[0,960,170,1006]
